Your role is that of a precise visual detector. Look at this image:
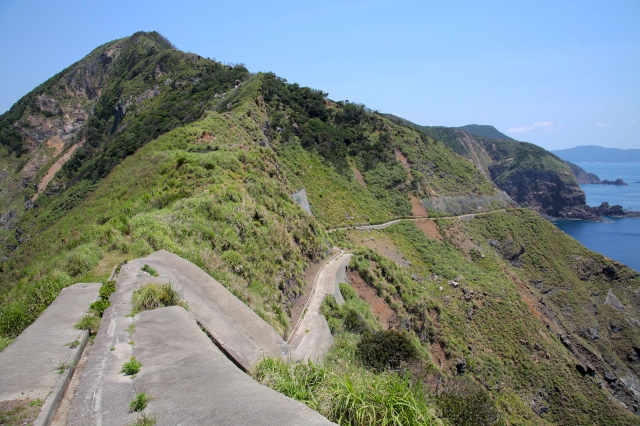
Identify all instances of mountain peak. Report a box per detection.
[456,124,513,140]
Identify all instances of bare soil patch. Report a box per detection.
[410,195,428,217]
[347,270,397,329]
[395,149,413,180]
[0,398,41,426]
[414,219,442,241]
[351,165,367,188]
[428,310,452,371]
[33,140,85,200]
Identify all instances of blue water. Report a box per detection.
[554,163,640,272]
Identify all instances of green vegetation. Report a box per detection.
[99,280,116,300]
[65,339,81,349]
[121,356,142,376]
[253,357,441,426]
[435,378,502,426]
[0,398,43,426]
[357,330,419,371]
[141,264,159,277]
[129,412,158,426]
[55,360,73,374]
[321,284,379,335]
[75,312,101,334]
[130,283,188,315]
[129,392,152,412]
[1,32,638,424]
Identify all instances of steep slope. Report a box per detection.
[385,115,590,218]
[324,210,640,424]
[0,31,248,260]
[457,124,514,141]
[566,161,601,184]
[2,32,639,425]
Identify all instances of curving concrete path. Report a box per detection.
[288,250,351,363]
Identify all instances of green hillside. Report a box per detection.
[457,124,514,141]
[1,32,639,425]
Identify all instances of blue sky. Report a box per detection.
[1,0,638,150]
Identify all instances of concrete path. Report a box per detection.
[0,283,100,420]
[134,307,334,425]
[327,208,509,232]
[147,250,286,368]
[67,249,352,424]
[289,250,351,363]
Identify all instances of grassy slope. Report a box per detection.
[1,35,637,424]
[0,31,248,260]
[0,75,326,342]
[327,214,639,425]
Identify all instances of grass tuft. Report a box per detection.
[128,412,158,426]
[121,356,142,376]
[129,392,152,412]
[130,283,187,315]
[74,313,101,334]
[141,264,159,277]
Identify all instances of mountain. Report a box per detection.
[552,145,640,163]
[384,115,589,218]
[566,161,602,184]
[457,124,514,140]
[1,32,639,425]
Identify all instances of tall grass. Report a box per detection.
[130,283,188,315]
[253,357,442,426]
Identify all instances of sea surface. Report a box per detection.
[554,162,640,272]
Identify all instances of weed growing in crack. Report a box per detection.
[121,356,142,376]
[129,392,152,412]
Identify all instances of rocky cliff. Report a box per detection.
[566,161,601,184]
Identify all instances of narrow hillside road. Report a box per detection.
[289,249,352,363]
[327,209,507,232]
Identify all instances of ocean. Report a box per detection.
[554,162,640,272]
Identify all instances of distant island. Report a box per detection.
[552,145,640,163]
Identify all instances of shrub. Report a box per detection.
[436,378,502,426]
[99,280,116,300]
[121,356,142,376]
[90,299,111,317]
[130,283,188,315]
[356,330,419,371]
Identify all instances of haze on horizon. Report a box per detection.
[0,0,638,151]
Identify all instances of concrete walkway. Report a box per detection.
[133,307,334,425]
[147,250,287,368]
[289,250,351,363]
[67,249,353,424]
[0,283,100,421]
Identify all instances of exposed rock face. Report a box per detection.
[602,179,628,186]
[489,167,585,217]
[560,202,640,220]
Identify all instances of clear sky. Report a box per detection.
[1,0,638,150]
